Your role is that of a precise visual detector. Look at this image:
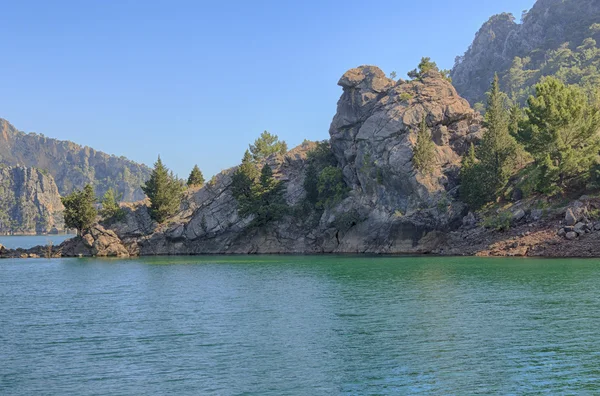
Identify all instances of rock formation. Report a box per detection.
[100,66,483,254]
[0,166,64,234]
[451,0,600,105]
[0,118,150,201]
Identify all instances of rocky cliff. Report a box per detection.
[0,118,151,201]
[101,66,483,255]
[0,166,64,234]
[451,0,600,105]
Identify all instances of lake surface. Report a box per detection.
[0,234,74,249]
[2,255,600,395]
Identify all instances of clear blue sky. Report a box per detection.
[0,0,535,178]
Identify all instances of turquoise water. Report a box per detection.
[2,255,600,395]
[0,234,74,249]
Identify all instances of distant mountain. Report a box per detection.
[0,118,150,201]
[451,0,600,105]
[0,166,64,234]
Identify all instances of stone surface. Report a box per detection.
[565,232,578,241]
[0,166,64,234]
[59,225,129,257]
[512,209,526,222]
[565,209,578,226]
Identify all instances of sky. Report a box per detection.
[0,0,535,178]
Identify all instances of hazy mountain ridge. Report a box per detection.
[451,0,600,105]
[0,118,151,201]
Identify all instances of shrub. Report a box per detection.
[483,211,512,231]
[317,166,348,208]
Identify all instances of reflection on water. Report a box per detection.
[1,255,600,395]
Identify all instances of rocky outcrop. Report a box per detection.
[451,0,600,104]
[330,66,482,216]
[0,118,150,201]
[58,225,129,257]
[99,66,483,255]
[0,166,64,234]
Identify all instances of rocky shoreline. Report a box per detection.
[3,197,600,259]
[3,65,600,260]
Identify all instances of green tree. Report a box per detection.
[252,164,287,226]
[460,143,487,208]
[522,77,600,191]
[187,165,205,187]
[303,163,319,205]
[249,131,288,161]
[231,150,260,217]
[61,184,97,235]
[460,76,523,208]
[407,57,438,80]
[99,188,124,221]
[141,156,184,223]
[413,117,436,174]
[317,166,348,208]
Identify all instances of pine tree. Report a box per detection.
[249,131,288,161]
[187,165,205,187]
[460,144,486,208]
[231,150,260,218]
[303,163,319,205]
[413,116,436,174]
[99,188,124,221]
[61,184,97,235]
[522,77,600,191]
[253,164,287,225]
[142,156,183,223]
[477,74,523,201]
[407,57,439,80]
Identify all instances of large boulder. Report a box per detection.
[329,65,482,219]
[59,225,130,257]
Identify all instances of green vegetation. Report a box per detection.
[482,211,512,232]
[302,141,348,209]
[187,165,205,187]
[399,92,413,102]
[249,131,288,161]
[317,166,348,209]
[231,150,287,226]
[99,188,125,223]
[460,75,524,208]
[142,156,184,223]
[521,77,600,193]
[408,57,452,82]
[61,184,97,235]
[413,117,436,174]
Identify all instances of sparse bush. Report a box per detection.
[483,211,512,231]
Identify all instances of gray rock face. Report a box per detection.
[451,0,600,105]
[329,66,482,217]
[0,119,150,201]
[0,166,64,234]
[103,66,484,255]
